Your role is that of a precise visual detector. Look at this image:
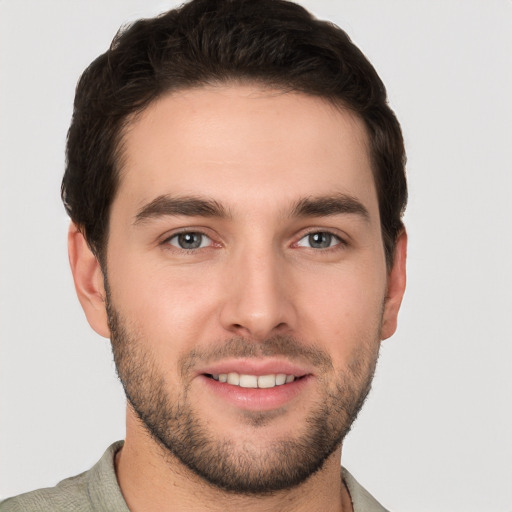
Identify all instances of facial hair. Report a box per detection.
[106,290,381,495]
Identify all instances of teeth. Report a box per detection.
[239,374,258,388]
[275,374,287,385]
[211,372,297,388]
[227,372,240,385]
[258,374,277,388]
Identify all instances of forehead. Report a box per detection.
[116,84,377,217]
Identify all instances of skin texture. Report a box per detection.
[68,84,407,512]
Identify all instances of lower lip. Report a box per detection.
[199,375,312,411]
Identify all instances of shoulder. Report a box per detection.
[0,442,126,512]
[0,472,90,512]
[342,467,391,512]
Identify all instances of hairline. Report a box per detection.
[95,79,389,269]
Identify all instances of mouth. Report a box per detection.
[205,372,303,389]
[198,361,312,411]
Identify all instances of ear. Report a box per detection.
[68,223,111,338]
[381,229,407,340]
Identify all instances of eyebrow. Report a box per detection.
[133,192,369,225]
[291,194,369,221]
[134,195,229,224]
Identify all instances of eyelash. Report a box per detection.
[163,230,215,253]
[294,230,346,251]
[161,229,347,253]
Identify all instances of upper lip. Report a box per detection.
[196,358,313,378]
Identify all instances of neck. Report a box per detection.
[115,412,353,512]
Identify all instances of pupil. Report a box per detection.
[179,233,201,249]
[309,232,331,248]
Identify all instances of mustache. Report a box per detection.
[179,335,334,375]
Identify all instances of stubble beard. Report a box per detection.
[106,292,381,495]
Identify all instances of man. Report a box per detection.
[1,0,407,510]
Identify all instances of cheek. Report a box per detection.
[294,264,386,356]
[108,257,221,345]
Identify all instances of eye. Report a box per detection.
[296,231,342,249]
[167,232,212,250]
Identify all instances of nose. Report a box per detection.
[219,245,297,341]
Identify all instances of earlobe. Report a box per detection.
[68,223,111,338]
[381,229,407,340]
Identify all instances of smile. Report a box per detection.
[208,372,297,388]
[200,367,311,411]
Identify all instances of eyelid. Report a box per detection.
[168,232,212,249]
[293,229,348,249]
[158,226,348,251]
[160,227,219,249]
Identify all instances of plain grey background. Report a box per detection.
[1,1,511,510]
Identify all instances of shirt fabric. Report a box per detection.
[0,442,389,512]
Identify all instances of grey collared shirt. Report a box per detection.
[0,442,389,512]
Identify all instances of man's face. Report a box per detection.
[99,85,401,493]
